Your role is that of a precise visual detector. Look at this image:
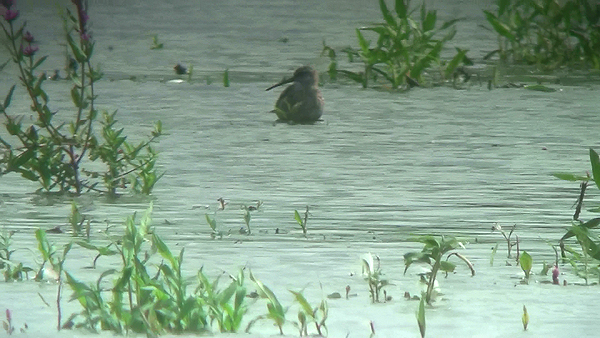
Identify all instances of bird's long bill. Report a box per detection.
[266,76,294,91]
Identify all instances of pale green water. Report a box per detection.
[1,0,600,337]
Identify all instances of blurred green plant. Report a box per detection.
[522,305,529,330]
[205,213,223,239]
[290,289,328,337]
[0,1,163,197]
[0,229,34,281]
[294,206,310,238]
[404,235,475,304]
[35,228,72,330]
[483,0,600,70]
[223,68,230,87]
[196,268,249,333]
[247,270,286,334]
[322,0,468,89]
[64,204,212,334]
[555,148,600,284]
[491,223,518,258]
[150,34,163,50]
[520,251,532,282]
[416,296,426,338]
[361,253,390,303]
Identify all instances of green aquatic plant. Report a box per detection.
[0,1,163,196]
[322,0,468,89]
[0,229,34,281]
[205,213,223,239]
[484,0,600,70]
[150,34,163,50]
[247,271,286,334]
[196,268,249,333]
[35,228,72,330]
[404,235,475,304]
[491,223,518,259]
[294,206,310,238]
[290,289,328,337]
[361,253,390,303]
[65,205,214,334]
[519,251,532,282]
[555,148,600,284]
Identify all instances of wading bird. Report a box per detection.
[266,66,324,123]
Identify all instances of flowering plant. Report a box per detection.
[0,0,162,196]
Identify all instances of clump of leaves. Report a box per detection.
[484,0,600,70]
[322,0,468,89]
[404,235,475,304]
[196,268,249,333]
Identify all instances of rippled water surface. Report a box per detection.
[1,0,600,337]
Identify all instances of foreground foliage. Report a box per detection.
[555,148,600,284]
[0,0,162,196]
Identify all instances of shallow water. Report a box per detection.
[1,0,600,337]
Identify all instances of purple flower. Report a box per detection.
[2,8,18,22]
[80,32,91,41]
[23,30,34,43]
[552,265,559,285]
[71,0,88,32]
[22,44,38,56]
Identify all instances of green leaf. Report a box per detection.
[378,0,395,27]
[552,172,590,181]
[153,233,175,265]
[422,9,437,32]
[395,0,407,18]
[31,55,48,71]
[294,210,303,226]
[67,34,86,63]
[417,297,426,338]
[590,149,600,191]
[70,86,82,108]
[484,10,515,41]
[3,85,16,109]
[439,260,456,273]
[520,251,532,277]
[444,48,467,78]
[356,29,370,53]
[10,148,34,169]
[290,290,314,319]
